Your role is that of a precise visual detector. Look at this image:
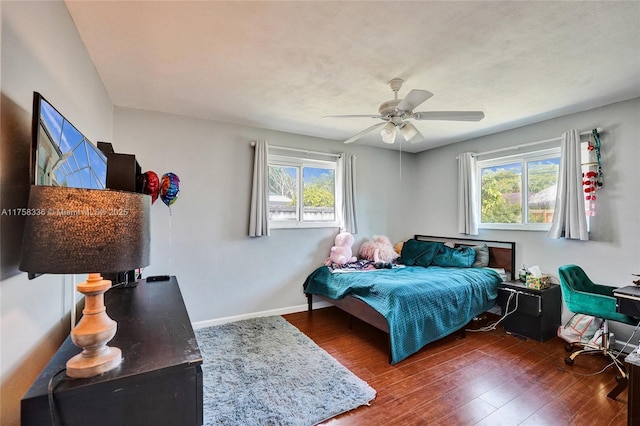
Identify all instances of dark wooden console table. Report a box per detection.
[21,277,203,426]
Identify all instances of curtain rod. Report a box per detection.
[472,127,603,158]
[250,141,341,158]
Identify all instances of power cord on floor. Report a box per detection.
[467,288,520,333]
[559,321,640,377]
[600,320,640,374]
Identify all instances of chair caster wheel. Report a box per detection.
[565,344,573,352]
[564,357,574,366]
[615,375,626,384]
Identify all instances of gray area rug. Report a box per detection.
[195,316,376,426]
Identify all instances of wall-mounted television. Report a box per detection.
[31,92,107,189]
[30,93,144,285]
[28,93,109,280]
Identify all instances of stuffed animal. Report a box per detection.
[359,235,400,267]
[324,232,357,266]
[394,241,404,255]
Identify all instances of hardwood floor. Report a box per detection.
[283,307,628,426]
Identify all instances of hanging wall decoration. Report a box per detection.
[589,129,603,188]
[582,129,603,216]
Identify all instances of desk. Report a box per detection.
[614,285,640,426]
[21,277,203,426]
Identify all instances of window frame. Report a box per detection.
[268,153,341,229]
[477,147,561,231]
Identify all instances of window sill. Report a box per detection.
[480,223,552,232]
[270,221,340,230]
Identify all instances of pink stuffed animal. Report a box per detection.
[324,232,357,266]
[359,235,400,265]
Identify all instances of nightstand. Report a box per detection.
[497,280,562,342]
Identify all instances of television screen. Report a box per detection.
[31,92,107,189]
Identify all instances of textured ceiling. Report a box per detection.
[65,1,640,153]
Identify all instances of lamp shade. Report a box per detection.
[380,122,396,144]
[400,122,420,142]
[19,186,150,274]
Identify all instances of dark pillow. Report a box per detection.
[398,239,443,267]
[472,244,490,267]
[432,245,476,268]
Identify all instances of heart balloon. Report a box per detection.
[138,171,160,204]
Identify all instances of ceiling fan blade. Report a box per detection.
[397,89,433,112]
[343,122,386,144]
[400,122,424,144]
[323,114,381,119]
[412,111,485,121]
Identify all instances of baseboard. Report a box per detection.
[192,300,333,329]
[613,339,638,354]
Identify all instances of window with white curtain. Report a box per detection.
[477,147,561,230]
[268,154,341,229]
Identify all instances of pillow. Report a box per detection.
[471,244,490,267]
[432,245,476,268]
[398,239,443,267]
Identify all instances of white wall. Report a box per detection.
[0,2,113,424]
[413,97,640,337]
[112,107,417,323]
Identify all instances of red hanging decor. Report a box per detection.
[582,130,603,217]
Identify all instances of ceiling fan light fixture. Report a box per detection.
[380,122,396,144]
[400,122,419,142]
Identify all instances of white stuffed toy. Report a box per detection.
[359,235,400,266]
[324,232,357,266]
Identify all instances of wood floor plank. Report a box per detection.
[431,397,500,425]
[283,307,629,425]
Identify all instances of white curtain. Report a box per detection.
[339,152,358,234]
[249,140,270,237]
[548,130,588,240]
[457,152,479,235]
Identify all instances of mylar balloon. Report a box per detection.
[160,172,180,207]
[138,171,160,204]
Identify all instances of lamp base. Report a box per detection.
[66,273,122,379]
[67,346,122,378]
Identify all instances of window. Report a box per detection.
[268,154,340,228]
[478,148,560,230]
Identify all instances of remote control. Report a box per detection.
[146,275,170,282]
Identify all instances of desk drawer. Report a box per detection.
[617,297,640,318]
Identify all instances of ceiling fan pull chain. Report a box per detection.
[399,138,403,181]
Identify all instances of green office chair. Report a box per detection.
[558,264,638,399]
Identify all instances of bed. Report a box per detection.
[304,235,516,364]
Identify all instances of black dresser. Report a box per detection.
[21,277,203,426]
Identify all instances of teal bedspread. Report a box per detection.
[303,266,501,364]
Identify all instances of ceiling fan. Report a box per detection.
[325,78,485,145]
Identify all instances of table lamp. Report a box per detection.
[20,185,150,378]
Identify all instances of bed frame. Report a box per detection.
[305,235,516,362]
